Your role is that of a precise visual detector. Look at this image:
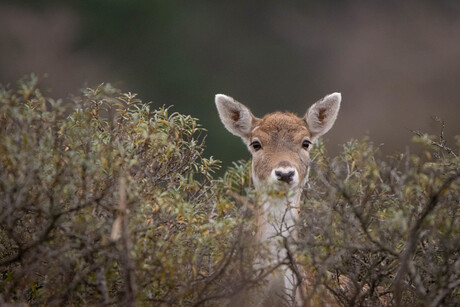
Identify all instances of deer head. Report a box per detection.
[215,93,341,190]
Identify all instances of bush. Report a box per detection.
[297,136,459,306]
[0,75,255,306]
[0,75,459,306]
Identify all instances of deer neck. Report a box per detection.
[251,188,301,305]
[256,188,301,255]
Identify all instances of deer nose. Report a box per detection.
[275,170,295,183]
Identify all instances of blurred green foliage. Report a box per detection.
[2,0,324,168]
[3,0,460,171]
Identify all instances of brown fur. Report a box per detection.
[250,112,311,186]
[215,93,342,306]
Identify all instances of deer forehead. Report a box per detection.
[250,112,310,146]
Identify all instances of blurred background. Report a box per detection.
[1,0,459,171]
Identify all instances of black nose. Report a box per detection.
[275,170,295,183]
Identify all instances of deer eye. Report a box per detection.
[250,140,262,151]
[302,139,312,150]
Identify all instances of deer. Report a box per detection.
[215,92,341,306]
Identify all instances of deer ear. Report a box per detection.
[305,93,341,139]
[215,94,256,141]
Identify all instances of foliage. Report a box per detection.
[0,75,459,306]
[297,136,459,306]
[0,75,254,306]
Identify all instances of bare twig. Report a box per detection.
[393,172,460,306]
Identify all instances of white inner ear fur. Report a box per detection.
[305,92,341,139]
[215,94,254,141]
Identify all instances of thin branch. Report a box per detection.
[393,172,460,306]
[411,128,459,161]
